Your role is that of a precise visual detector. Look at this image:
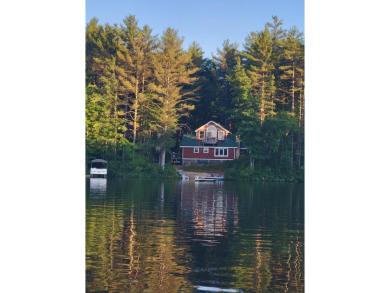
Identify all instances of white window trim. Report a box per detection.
[203,147,209,153]
[180,146,236,160]
[199,131,205,139]
[214,148,228,157]
[194,147,199,153]
[218,131,225,140]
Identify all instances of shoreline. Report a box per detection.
[174,166,224,180]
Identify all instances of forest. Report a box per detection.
[86,15,304,181]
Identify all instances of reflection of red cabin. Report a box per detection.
[179,121,243,164]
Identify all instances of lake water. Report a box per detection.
[86,178,304,292]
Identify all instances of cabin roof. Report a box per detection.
[194,121,231,134]
[180,134,239,148]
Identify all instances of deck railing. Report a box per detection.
[203,137,217,144]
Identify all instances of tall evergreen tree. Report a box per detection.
[149,28,198,169]
[227,59,253,131]
[265,15,286,65]
[243,28,276,124]
[261,112,300,175]
[187,58,224,130]
[86,18,105,86]
[187,41,204,68]
[279,27,304,115]
[227,59,259,168]
[87,56,128,157]
[212,39,240,127]
[86,21,128,159]
[116,15,157,146]
[180,41,203,131]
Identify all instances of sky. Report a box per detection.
[86,0,304,58]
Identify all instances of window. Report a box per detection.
[203,147,209,153]
[199,131,204,139]
[194,147,199,153]
[218,131,225,140]
[206,126,217,138]
[214,148,228,157]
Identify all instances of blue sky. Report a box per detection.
[86,0,304,58]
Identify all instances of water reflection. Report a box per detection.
[178,181,239,245]
[89,178,107,198]
[86,179,304,292]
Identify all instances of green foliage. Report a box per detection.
[85,15,304,181]
[149,28,197,134]
[243,28,276,122]
[185,59,225,130]
[278,27,304,114]
[105,153,180,179]
[227,58,255,132]
[212,39,241,126]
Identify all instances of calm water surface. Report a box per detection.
[86,178,304,292]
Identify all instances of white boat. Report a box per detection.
[195,286,241,292]
[208,175,224,181]
[194,174,224,182]
[90,159,107,178]
[195,175,217,182]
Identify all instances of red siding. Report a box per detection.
[182,147,235,160]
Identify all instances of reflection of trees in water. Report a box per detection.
[266,184,304,292]
[199,182,304,292]
[86,181,194,292]
[86,191,124,292]
[86,180,304,292]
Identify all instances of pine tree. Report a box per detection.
[86,22,128,158]
[187,58,224,130]
[187,41,204,69]
[87,56,127,157]
[116,15,157,146]
[227,59,260,168]
[86,18,105,86]
[243,28,276,124]
[149,28,198,169]
[179,41,203,130]
[227,59,254,129]
[279,27,304,115]
[265,15,287,65]
[212,39,240,127]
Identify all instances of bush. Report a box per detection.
[239,167,255,180]
[103,154,180,179]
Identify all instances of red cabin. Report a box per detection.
[179,121,244,165]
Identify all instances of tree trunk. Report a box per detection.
[260,72,265,125]
[290,132,294,175]
[299,90,302,127]
[297,133,301,168]
[114,93,118,156]
[292,62,295,114]
[133,67,139,146]
[250,157,254,169]
[160,147,166,170]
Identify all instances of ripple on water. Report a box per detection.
[86,179,304,292]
